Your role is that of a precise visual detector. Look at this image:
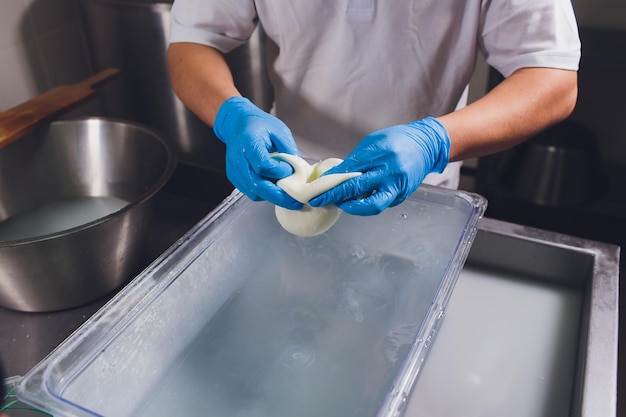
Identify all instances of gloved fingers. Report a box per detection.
[309,171,380,207]
[259,181,304,210]
[227,162,303,210]
[268,126,300,156]
[253,153,296,180]
[254,179,304,209]
[336,188,397,216]
[309,163,413,215]
[233,177,304,210]
[242,136,295,180]
[225,163,259,200]
[320,157,372,177]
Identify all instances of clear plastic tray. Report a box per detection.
[18,185,487,417]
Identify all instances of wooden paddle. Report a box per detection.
[0,68,120,149]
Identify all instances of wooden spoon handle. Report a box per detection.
[0,68,121,149]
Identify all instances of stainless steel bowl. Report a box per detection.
[0,118,176,312]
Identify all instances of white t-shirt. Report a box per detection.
[169,0,580,188]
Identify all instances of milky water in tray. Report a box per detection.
[18,186,486,417]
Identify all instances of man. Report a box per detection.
[167,1,580,216]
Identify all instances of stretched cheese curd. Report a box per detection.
[272,153,361,237]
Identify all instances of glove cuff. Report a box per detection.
[213,96,254,143]
[408,117,451,174]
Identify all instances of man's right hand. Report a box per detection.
[213,96,303,209]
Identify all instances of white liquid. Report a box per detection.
[0,196,129,241]
[57,197,478,417]
[130,249,428,417]
[406,267,582,417]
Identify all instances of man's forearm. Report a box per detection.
[439,67,578,161]
[167,42,241,127]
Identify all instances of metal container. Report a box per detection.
[80,0,273,169]
[495,120,608,206]
[0,118,176,312]
[408,217,619,417]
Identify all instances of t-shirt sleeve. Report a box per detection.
[169,0,258,53]
[480,0,581,77]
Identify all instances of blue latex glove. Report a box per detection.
[309,117,450,216]
[213,96,303,209]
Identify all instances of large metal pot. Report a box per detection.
[80,0,273,169]
[0,118,175,312]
